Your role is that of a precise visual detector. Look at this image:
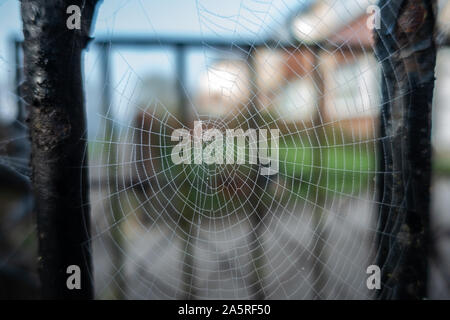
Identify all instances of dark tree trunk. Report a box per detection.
[21,0,99,299]
[375,0,437,299]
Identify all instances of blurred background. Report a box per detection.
[0,0,449,299]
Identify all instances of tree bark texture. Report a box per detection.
[375,0,437,299]
[21,0,99,299]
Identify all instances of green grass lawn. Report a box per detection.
[279,137,376,200]
[90,132,377,212]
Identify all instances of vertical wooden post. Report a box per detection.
[175,44,198,300]
[310,46,329,300]
[247,46,268,300]
[375,0,437,299]
[21,0,99,299]
[176,44,189,124]
[98,42,128,299]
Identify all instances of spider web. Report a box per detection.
[84,0,390,300]
[0,0,446,300]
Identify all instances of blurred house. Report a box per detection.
[194,0,450,143]
[136,0,450,168]
[196,0,380,141]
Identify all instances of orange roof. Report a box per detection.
[329,14,375,48]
